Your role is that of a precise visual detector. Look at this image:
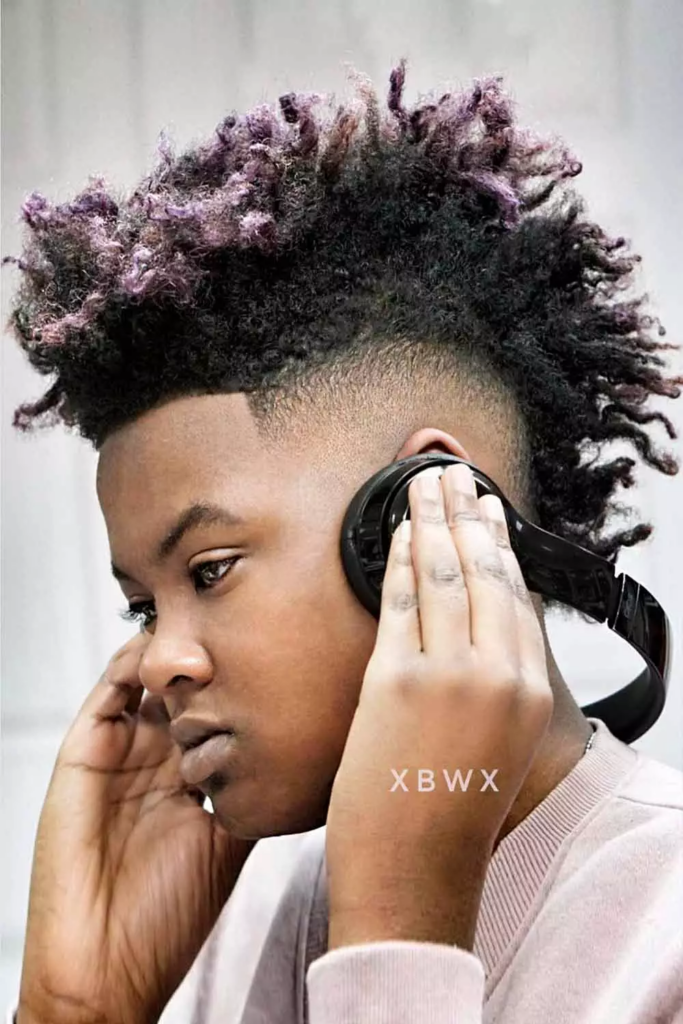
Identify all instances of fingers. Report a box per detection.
[405,464,522,667]
[442,465,518,656]
[373,461,541,684]
[59,631,180,781]
[408,468,470,655]
[374,518,423,658]
[75,633,149,729]
[479,494,548,687]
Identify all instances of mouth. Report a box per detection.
[179,730,237,787]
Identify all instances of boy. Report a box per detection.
[6,63,683,1023]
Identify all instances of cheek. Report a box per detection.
[284,547,377,677]
[207,556,381,837]
[233,548,379,743]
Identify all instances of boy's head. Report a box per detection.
[6,64,681,836]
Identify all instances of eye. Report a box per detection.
[119,601,156,629]
[117,557,240,629]
[192,556,240,590]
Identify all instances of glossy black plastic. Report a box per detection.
[340,453,671,743]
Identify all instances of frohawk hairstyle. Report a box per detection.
[5,62,682,607]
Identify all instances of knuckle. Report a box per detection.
[513,672,553,715]
[471,555,510,587]
[446,506,480,527]
[425,561,464,588]
[433,657,469,687]
[528,680,554,709]
[372,658,423,693]
[490,662,523,692]
[393,667,424,695]
[456,490,479,511]
[387,589,419,613]
[488,519,511,549]
[417,504,446,526]
[441,667,481,703]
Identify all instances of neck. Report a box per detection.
[494,614,593,849]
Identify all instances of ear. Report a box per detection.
[393,426,473,464]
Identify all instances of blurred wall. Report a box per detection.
[2,1,682,1018]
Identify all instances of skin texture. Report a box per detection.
[96,390,592,843]
[10,62,679,1019]
[15,386,596,1024]
[326,463,557,951]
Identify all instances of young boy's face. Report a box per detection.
[96,391,382,838]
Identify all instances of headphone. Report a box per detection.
[340,453,672,744]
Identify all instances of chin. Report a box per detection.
[209,780,331,839]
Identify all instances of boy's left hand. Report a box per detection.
[325,462,554,951]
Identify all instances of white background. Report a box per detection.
[2,0,682,1018]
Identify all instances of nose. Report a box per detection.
[137,626,213,694]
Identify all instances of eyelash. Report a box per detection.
[118,557,240,629]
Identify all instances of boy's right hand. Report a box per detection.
[17,633,257,1024]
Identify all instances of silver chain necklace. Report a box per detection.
[584,725,595,755]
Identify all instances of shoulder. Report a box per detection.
[561,743,683,887]
[550,728,683,896]
[616,747,683,812]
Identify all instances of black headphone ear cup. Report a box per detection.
[340,454,476,618]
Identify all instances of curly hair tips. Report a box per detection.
[4,61,682,584]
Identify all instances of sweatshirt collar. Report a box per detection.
[305,717,638,987]
[475,716,637,985]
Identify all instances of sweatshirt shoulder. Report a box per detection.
[616,749,683,812]
[563,741,683,872]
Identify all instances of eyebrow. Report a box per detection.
[110,502,245,582]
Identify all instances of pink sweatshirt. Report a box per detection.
[9,717,683,1023]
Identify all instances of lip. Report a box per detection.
[170,716,235,752]
[179,731,237,786]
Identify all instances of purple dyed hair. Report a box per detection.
[4,61,682,589]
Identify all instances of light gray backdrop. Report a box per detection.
[2,1,682,1019]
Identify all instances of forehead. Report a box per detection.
[96,392,302,531]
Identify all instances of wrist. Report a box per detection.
[327,843,492,952]
[328,885,485,952]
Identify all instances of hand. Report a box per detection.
[325,462,553,951]
[18,633,257,1024]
